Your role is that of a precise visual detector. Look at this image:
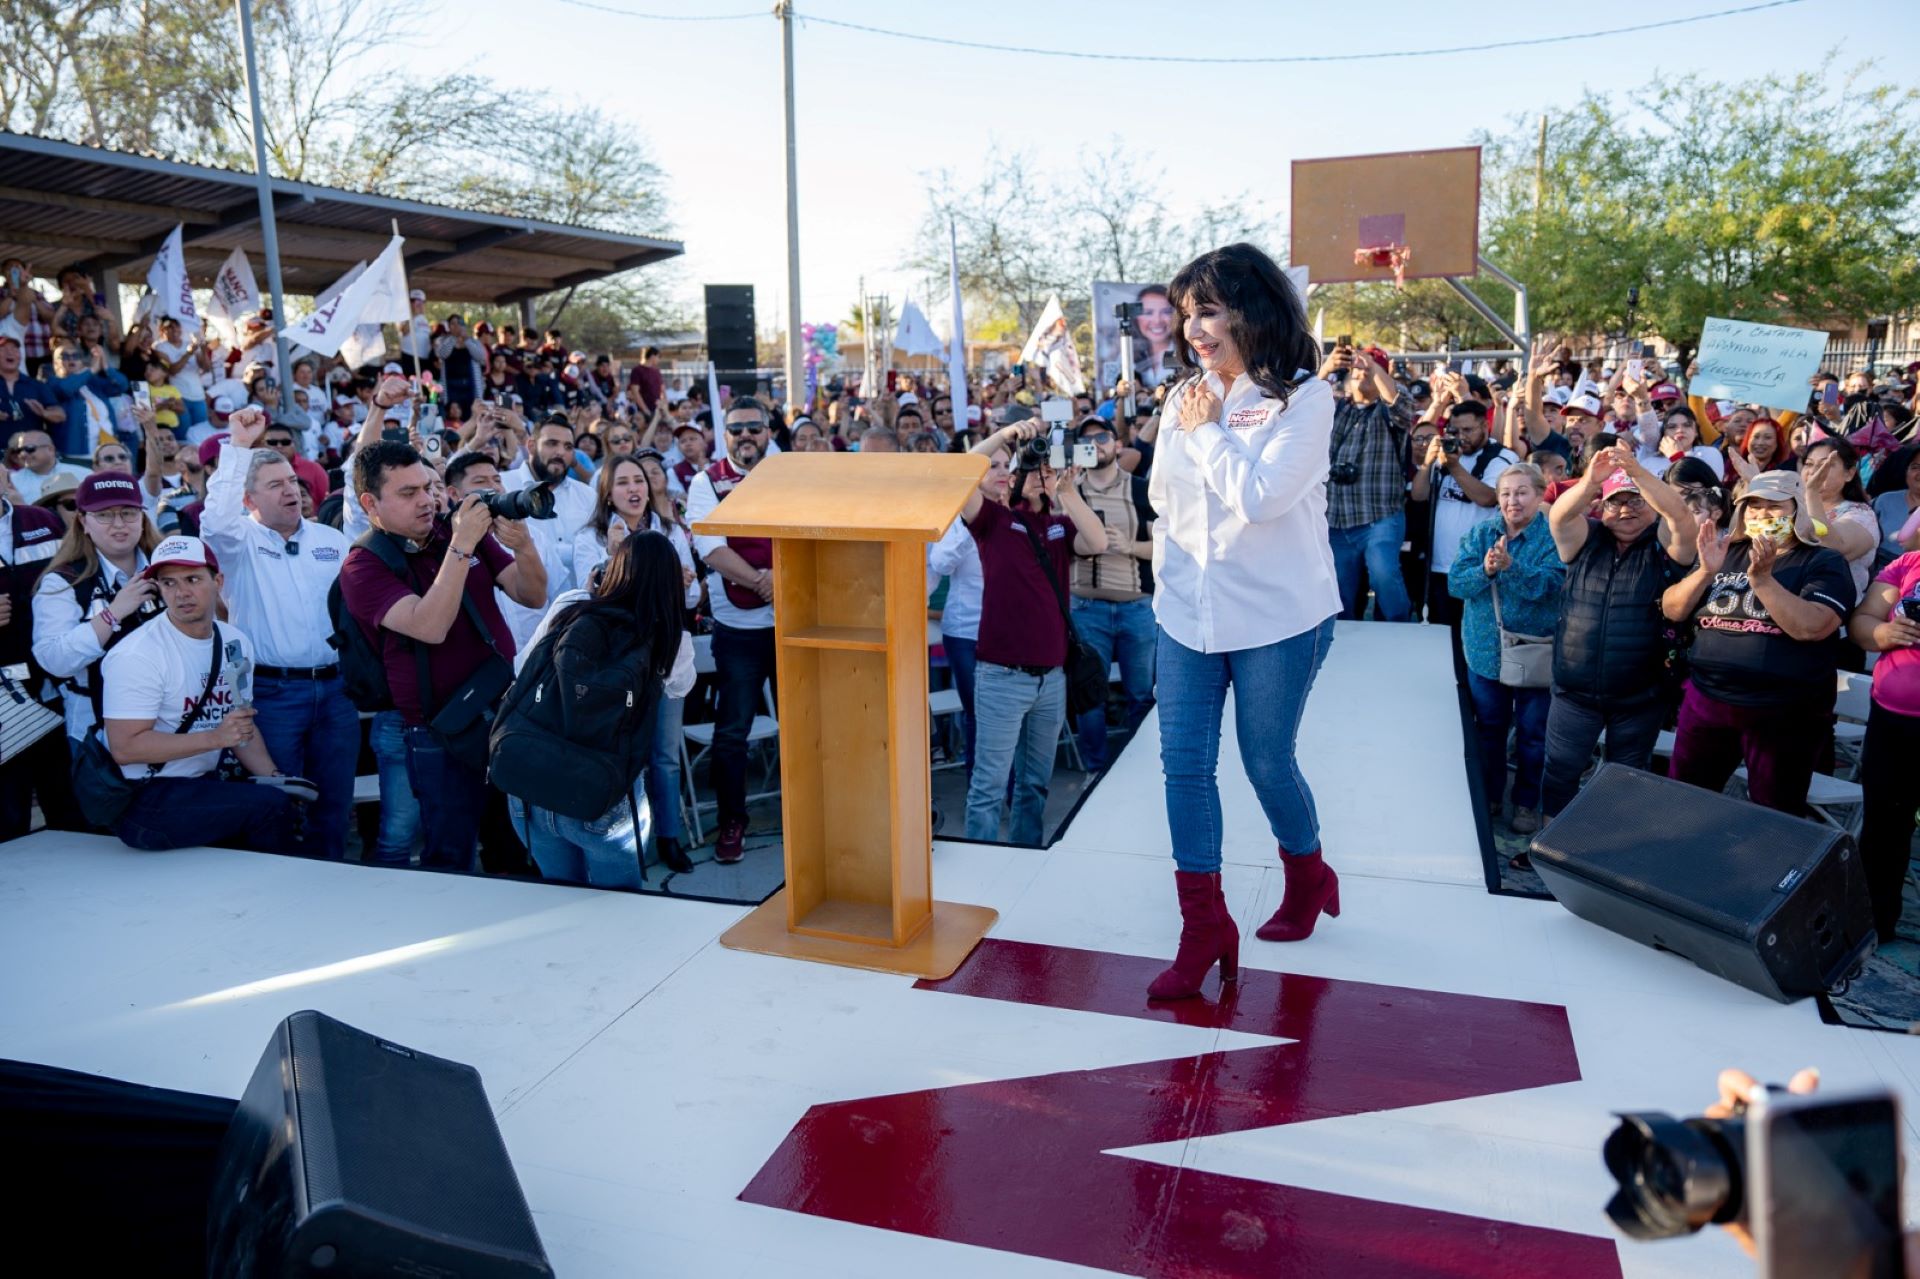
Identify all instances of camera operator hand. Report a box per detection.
[449,492,494,557]
[490,512,533,555]
[1317,344,1353,380]
[208,706,258,751]
[1703,1067,1823,1259]
[1421,433,1451,469]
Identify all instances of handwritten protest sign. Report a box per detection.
[1692,317,1828,413]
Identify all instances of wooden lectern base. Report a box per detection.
[720,891,999,980]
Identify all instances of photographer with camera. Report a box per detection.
[201,406,355,860]
[1324,340,1414,622]
[957,411,1105,845]
[1068,415,1155,770]
[1411,400,1515,634]
[340,441,546,872]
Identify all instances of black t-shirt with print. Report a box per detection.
[1688,540,1856,709]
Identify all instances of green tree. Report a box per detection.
[1477,60,1920,359]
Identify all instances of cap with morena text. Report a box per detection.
[75,471,145,512]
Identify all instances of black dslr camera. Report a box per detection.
[477,484,557,521]
[1328,461,1361,485]
[1015,433,1052,472]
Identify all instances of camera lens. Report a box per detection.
[479,485,557,521]
[1602,1111,1743,1241]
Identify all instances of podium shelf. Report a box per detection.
[781,624,887,652]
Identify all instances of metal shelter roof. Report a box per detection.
[0,132,682,306]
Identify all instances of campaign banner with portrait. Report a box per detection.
[1091,281,1179,399]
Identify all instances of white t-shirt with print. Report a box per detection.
[100,616,254,780]
[1430,446,1515,573]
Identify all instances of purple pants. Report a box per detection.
[1667,681,1825,816]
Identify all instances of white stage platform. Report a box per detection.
[2,621,1915,1278]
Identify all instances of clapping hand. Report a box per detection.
[1697,521,1729,575]
[1484,534,1512,576]
[1748,533,1779,581]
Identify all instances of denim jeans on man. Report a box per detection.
[1329,510,1413,622]
[1157,617,1333,874]
[1069,596,1156,770]
[1466,671,1550,812]
[367,709,420,867]
[709,621,777,825]
[508,787,647,890]
[403,725,488,871]
[116,776,295,853]
[1539,691,1666,816]
[252,674,359,860]
[944,635,979,769]
[965,663,1064,845]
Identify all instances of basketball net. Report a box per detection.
[1353,242,1413,289]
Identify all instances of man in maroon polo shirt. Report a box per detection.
[339,440,546,872]
[957,415,1106,844]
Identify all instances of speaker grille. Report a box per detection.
[1531,765,1846,938]
[289,1012,544,1258]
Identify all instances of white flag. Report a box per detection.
[146,225,199,333]
[205,247,259,342]
[284,234,405,359]
[892,299,944,357]
[1018,294,1086,396]
[947,219,968,437]
[707,360,725,430]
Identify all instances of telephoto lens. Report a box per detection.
[479,484,557,521]
[1602,1111,1746,1240]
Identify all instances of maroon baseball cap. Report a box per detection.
[198,433,230,467]
[1649,382,1682,402]
[75,471,144,513]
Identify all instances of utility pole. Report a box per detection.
[1532,114,1548,233]
[236,0,290,379]
[777,2,803,414]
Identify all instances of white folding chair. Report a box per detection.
[680,678,780,842]
[929,688,966,771]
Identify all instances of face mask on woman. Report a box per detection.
[1743,513,1795,546]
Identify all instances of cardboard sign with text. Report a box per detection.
[1693,317,1828,412]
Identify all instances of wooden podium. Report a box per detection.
[696,452,998,979]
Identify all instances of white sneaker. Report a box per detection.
[1510,807,1540,835]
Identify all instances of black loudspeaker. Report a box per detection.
[207,1011,552,1278]
[1530,764,1874,1003]
[704,283,757,396]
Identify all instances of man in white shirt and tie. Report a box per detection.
[201,405,356,859]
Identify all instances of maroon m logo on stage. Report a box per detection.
[741,939,1621,1277]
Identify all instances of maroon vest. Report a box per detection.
[706,458,772,610]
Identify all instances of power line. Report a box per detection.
[544,0,1810,64]
[789,1,1809,65]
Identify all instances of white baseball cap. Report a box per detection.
[141,535,220,580]
[211,395,236,415]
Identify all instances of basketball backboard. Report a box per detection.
[1290,146,1481,286]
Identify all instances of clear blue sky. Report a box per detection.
[416,0,1916,330]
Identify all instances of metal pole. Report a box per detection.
[1478,255,1531,373]
[777,2,803,415]
[235,0,290,380]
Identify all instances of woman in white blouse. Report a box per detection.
[573,452,701,872]
[1145,243,1342,1001]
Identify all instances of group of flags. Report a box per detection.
[144,223,410,362]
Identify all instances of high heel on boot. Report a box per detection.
[1148,870,1239,1000]
[1256,848,1340,943]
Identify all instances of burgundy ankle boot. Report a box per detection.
[1147,870,1239,1000]
[1255,848,1340,943]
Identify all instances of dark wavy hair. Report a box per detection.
[554,530,683,683]
[1799,432,1869,504]
[1167,243,1317,405]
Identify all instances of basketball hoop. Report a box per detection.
[1353,242,1413,289]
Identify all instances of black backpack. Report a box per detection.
[488,603,663,822]
[328,530,412,712]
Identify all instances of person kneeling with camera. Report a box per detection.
[960,417,1106,845]
[101,536,312,853]
[340,442,547,873]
